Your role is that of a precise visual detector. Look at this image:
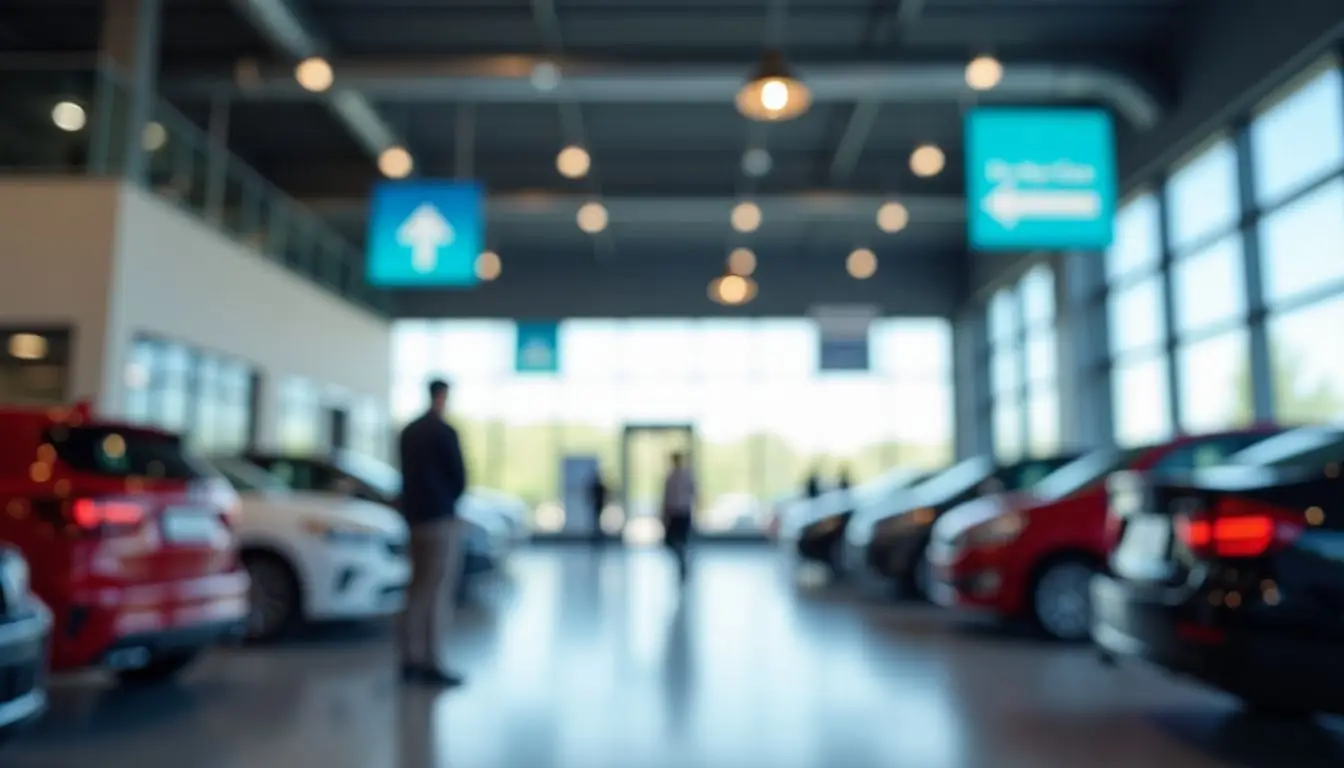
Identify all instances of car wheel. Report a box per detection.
[1031,559,1095,642]
[115,649,201,686]
[242,551,302,642]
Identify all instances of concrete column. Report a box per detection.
[100,0,162,184]
[1154,183,1183,431]
[1059,251,1115,449]
[1234,121,1275,422]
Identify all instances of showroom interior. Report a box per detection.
[0,0,1342,765]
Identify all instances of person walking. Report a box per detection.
[661,451,698,583]
[588,468,609,547]
[397,378,469,688]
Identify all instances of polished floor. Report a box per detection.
[6,547,1344,767]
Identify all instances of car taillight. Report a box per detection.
[1174,497,1304,559]
[71,498,146,531]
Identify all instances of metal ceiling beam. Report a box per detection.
[230,0,404,158]
[166,55,1163,128]
[300,192,967,225]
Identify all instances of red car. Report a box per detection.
[927,429,1280,641]
[0,403,249,681]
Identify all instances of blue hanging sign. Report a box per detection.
[366,180,484,287]
[515,321,560,373]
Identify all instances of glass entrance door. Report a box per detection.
[621,423,694,545]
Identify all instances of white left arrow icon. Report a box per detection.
[397,203,455,273]
[982,183,1102,229]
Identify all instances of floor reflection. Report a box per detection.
[5,547,1344,767]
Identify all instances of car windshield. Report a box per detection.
[912,457,994,506]
[208,458,289,493]
[1224,426,1344,469]
[1000,458,1075,492]
[46,426,207,479]
[1034,449,1149,501]
[333,451,401,498]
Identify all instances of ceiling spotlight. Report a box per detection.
[731,201,762,233]
[877,201,909,233]
[531,61,561,91]
[741,148,773,178]
[51,101,86,132]
[727,247,757,276]
[556,145,591,179]
[577,201,608,234]
[847,248,878,279]
[910,144,946,178]
[965,55,1004,91]
[378,146,414,179]
[295,56,334,93]
[7,333,48,361]
[709,273,758,306]
[736,50,811,122]
[142,121,168,152]
[475,250,501,281]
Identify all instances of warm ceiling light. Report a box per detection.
[142,121,168,151]
[709,273,758,306]
[965,55,1004,91]
[847,248,878,279]
[727,247,756,276]
[910,144,946,178]
[7,333,47,361]
[295,56,334,93]
[531,61,561,91]
[556,145,591,179]
[475,250,501,281]
[378,146,414,179]
[577,201,608,233]
[877,201,909,233]
[736,50,811,122]
[741,148,772,178]
[51,101,86,132]
[731,201,762,233]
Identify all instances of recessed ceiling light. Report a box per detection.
[965,55,1004,91]
[475,250,501,281]
[556,145,591,179]
[7,333,47,361]
[910,144,945,178]
[731,201,762,233]
[378,146,414,179]
[847,248,877,279]
[51,101,86,132]
[295,56,334,93]
[728,247,756,276]
[741,148,772,178]
[577,202,608,233]
[877,202,909,233]
[142,121,168,151]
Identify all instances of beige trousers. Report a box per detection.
[398,517,466,672]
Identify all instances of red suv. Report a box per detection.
[0,404,249,681]
[927,429,1280,641]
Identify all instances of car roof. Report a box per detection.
[0,403,175,439]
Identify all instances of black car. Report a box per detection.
[1093,425,1344,717]
[0,545,50,738]
[848,454,1079,596]
[787,469,930,573]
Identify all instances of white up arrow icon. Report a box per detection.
[397,203,455,273]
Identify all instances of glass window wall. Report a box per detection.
[121,336,256,454]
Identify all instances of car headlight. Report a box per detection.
[875,507,937,538]
[1,553,29,600]
[302,519,383,545]
[958,511,1026,549]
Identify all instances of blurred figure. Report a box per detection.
[587,468,609,546]
[836,464,853,493]
[804,465,823,499]
[397,378,469,688]
[661,451,698,583]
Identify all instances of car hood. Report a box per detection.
[237,491,408,539]
[931,493,1020,544]
[847,488,921,542]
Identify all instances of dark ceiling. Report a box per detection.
[2,0,1202,312]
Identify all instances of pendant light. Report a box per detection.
[708,271,758,306]
[735,50,811,122]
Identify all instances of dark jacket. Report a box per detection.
[398,411,467,526]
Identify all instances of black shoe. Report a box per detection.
[420,668,465,688]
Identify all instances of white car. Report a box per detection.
[208,458,411,641]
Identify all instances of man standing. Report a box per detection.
[397,378,468,687]
[661,451,697,583]
[588,468,609,547]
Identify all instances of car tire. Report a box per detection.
[1030,557,1097,642]
[241,550,302,643]
[115,649,201,686]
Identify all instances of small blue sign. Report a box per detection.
[366,180,484,287]
[965,108,1117,251]
[515,321,560,373]
[819,337,870,371]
